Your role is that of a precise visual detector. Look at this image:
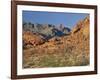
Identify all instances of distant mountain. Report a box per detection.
[23,23,71,39]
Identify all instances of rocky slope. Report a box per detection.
[23,31,45,49]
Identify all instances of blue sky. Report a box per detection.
[22,11,89,28]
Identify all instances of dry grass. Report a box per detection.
[23,43,89,68]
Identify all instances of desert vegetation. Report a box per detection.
[23,16,90,68]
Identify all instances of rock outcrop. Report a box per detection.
[23,31,45,49]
